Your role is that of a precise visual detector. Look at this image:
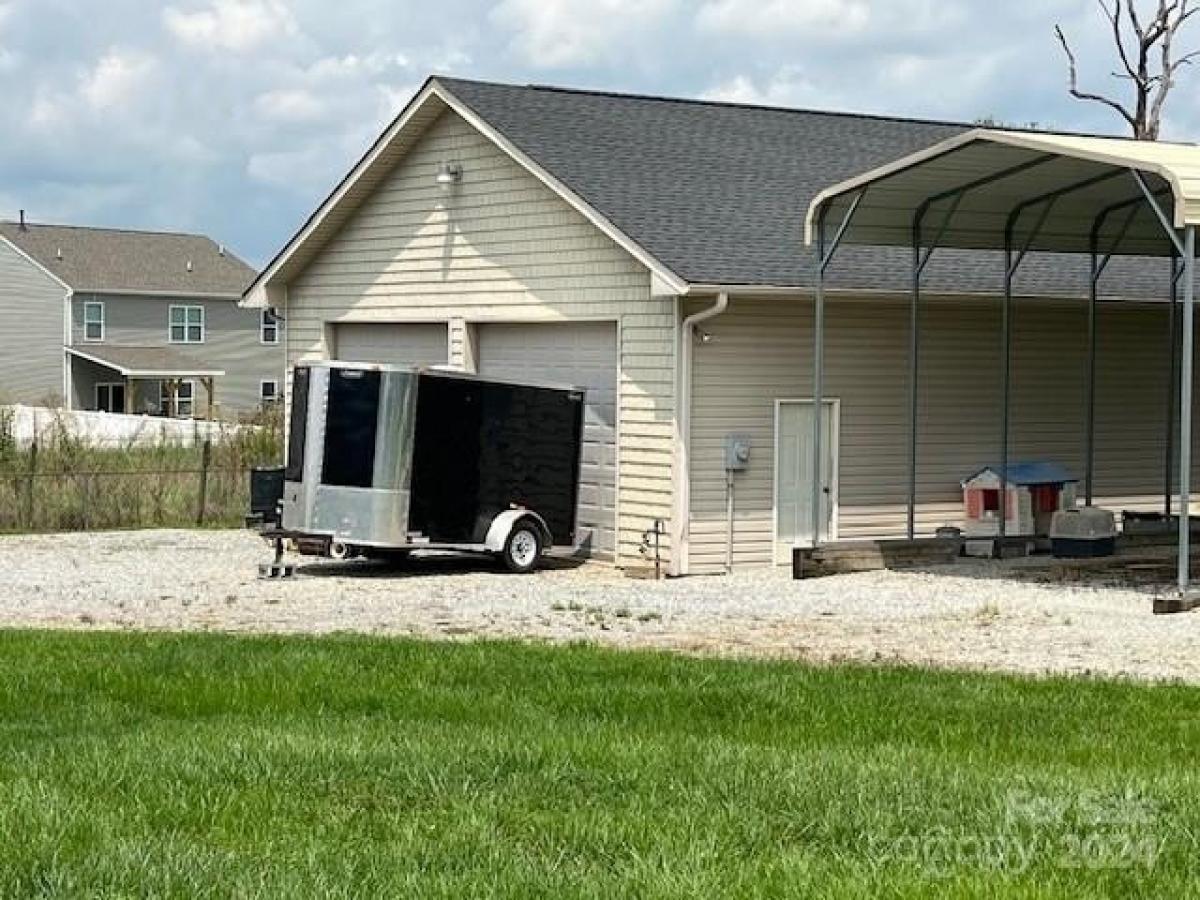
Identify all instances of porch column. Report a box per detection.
[123,376,133,414]
[202,377,215,421]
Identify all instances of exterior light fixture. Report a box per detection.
[436,161,463,188]
[697,329,715,344]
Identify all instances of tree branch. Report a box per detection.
[1055,24,1139,129]
[1103,1,1141,81]
[1147,0,1191,138]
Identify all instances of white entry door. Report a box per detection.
[776,400,838,555]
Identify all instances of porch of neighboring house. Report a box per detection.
[66,346,224,420]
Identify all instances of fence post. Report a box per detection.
[24,440,37,529]
[196,439,211,526]
[81,474,91,531]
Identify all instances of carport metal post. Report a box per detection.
[811,190,863,546]
[997,169,1128,545]
[1133,169,1196,593]
[909,217,921,540]
[1084,196,1137,504]
[902,154,1062,540]
[1085,230,1099,505]
[999,198,1060,542]
[1165,252,1183,516]
[1180,225,1195,593]
[1084,196,1144,504]
[908,192,966,539]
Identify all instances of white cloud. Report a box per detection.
[698,0,870,39]
[696,0,969,43]
[163,0,299,53]
[80,50,157,111]
[491,0,677,67]
[246,129,371,194]
[26,49,158,132]
[0,2,14,71]
[702,68,819,107]
[254,87,326,123]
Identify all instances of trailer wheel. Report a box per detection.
[502,523,543,574]
[328,541,357,561]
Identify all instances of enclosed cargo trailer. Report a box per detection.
[258,361,585,573]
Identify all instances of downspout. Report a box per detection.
[670,291,729,576]
[63,289,74,408]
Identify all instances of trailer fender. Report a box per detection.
[484,510,552,553]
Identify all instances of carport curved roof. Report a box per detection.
[806,129,1200,258]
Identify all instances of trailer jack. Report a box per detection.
[258,535,296,579]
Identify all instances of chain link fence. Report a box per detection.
[0,406,282,533]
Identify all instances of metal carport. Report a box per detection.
[805,128,1200,600]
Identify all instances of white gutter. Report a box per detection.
[670,291,728,576]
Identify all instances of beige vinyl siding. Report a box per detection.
[0,239,67,403]
[285,109,675,568]
[688,293,1199,573]
[70,293,283,416]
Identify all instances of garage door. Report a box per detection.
[333,322,447,367]
[478,322,617,558]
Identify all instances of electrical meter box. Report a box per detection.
[725,434,751,471]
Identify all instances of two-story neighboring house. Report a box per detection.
[0,216,281,419]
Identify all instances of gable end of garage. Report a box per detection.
[278,105,678,570]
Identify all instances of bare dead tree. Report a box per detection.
[1056,0,1200,139]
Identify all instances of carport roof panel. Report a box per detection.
[805,129,1200,257]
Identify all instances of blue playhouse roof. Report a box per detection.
[963,461,1077,486]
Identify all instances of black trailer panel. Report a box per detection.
[408,372,584,547]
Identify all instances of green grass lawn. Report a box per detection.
[1,632,1198,898]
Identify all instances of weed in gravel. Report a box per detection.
[975,600,1001,624]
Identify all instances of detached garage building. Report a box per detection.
[244,76,1198,574]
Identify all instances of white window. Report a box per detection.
[83,301,105,342]
[169,305,204,343]
[95,382,125,413]
[260,309,279,345]
[260,379,279,405]
[160,381,195,418]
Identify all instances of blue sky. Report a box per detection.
[2,0,1199,269]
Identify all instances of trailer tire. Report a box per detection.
[501,522,543,574]
[328,541,356,561]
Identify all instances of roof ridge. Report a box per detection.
[434,75,1141,141]
[0,220,215,241]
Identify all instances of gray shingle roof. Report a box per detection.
[0,222,256,296]
[67,345,225,377]
[437,78,1179,300]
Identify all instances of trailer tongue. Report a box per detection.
[252,361,585,576]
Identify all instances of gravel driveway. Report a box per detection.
[5,529,1200,683]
